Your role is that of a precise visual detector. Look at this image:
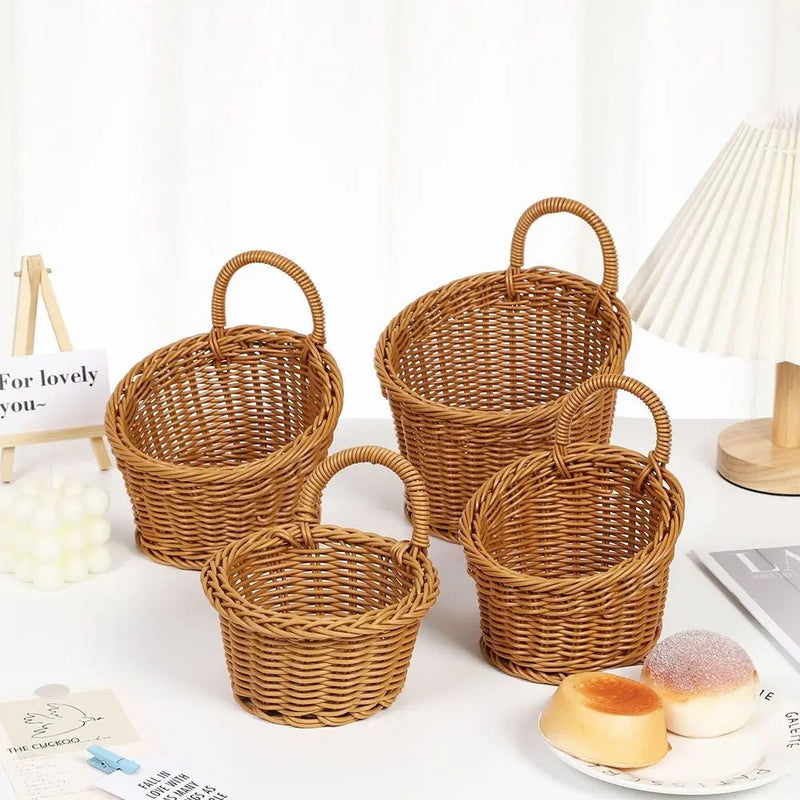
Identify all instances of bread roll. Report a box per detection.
[540,672,669,768]
[642,630,759,738]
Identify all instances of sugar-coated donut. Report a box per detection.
[540,672,670,768]
[642,630,758,738]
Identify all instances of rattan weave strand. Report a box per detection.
[106,251,343,569]
[202,446,440,727]
[460,374,685,684]
[376,197,632,542]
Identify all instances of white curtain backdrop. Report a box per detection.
[1,0,798,419]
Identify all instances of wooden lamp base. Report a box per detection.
[717,362,800,495]
[717,419,800,494]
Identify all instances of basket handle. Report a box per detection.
[294,446,430,551]
[211,250,326,346]
[554,374,672,467]
[507,197,618,297]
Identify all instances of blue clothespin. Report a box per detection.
[87,745,140,775]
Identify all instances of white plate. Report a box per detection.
[539,667,800,795]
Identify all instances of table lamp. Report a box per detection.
[626,109,800,494]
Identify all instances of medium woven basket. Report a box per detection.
[202,446,440,727]
[106,251,343,570]
[460,374,685,685]
[376,197,632,542]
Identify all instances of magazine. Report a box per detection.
[695,545,800,665]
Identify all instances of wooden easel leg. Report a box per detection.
[40,265,111,470]
[90,437,112,471]
[0,448,14,483]
[38,264,74,350]
[13,256,40,356]
[40,260,112,472]
[3,257,43,482]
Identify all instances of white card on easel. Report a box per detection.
[0,350,109,438]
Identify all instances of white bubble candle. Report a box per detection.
[0,474,111,590]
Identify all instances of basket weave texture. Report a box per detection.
[202,445,440,728]
[106,251,343,569]
[376,197,632,542]
[460,374,685,685]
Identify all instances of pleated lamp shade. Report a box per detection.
[626,109,800,494]
[627,109,800,363]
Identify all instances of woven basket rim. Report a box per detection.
[105,324,343,483]
[201,523,440,640]
[459,443,685,591]
[376,266,631,425]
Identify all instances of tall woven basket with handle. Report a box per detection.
[201,445,440,728]
[460,374,685,685]
[106,250,343,569]
[376,197,632,542]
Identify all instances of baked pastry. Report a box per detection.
[642,630,759,738]
[540,672,669,768]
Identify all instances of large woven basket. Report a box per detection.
[376,197,632,542]
[106,251,343,569]
[202,445,440,727]
[460,374,685,685]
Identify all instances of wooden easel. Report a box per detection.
[0,255,111,482]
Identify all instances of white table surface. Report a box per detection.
[1,418,799,799]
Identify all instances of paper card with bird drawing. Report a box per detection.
[0,686,152,799]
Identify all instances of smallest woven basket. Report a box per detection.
[460,374,685,685]
[202,446,440,728]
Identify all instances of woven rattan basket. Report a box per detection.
[376,197,632,542]
[460,374,685,685]
[202,445,439,727]
[106,251,343,569]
